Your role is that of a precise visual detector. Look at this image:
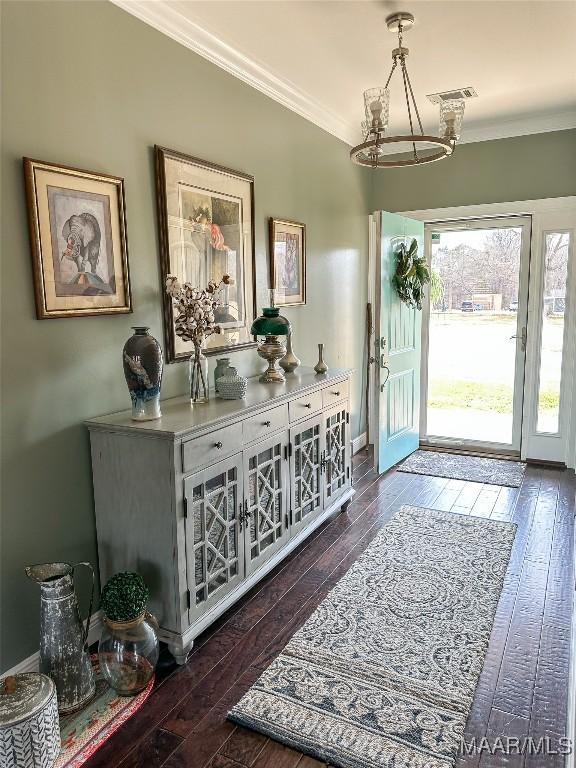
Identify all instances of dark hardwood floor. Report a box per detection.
[85,449,575,768]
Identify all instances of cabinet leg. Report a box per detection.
[167,638,195,665]
[340,499,351,513]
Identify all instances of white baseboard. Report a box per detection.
[1,611,103,678]
[351,432,368,455]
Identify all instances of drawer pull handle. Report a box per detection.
[214,441,223,449]
[332,391,341,396]
[304,403,312,409]
[263,420,271,427]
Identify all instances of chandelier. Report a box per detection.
[350,12,465,168]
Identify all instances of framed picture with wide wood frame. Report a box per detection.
[24,157,132,319]
[155,145,257,362]
[269,217,306,306]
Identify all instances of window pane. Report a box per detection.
[536,233,570,434]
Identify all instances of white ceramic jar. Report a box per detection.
[216,367,248,400]
[0,673,60,768]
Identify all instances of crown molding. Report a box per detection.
[458,109,576,146]
[111,0,576,151]
[110,0,356,145]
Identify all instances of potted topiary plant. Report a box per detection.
[98,572,159,696]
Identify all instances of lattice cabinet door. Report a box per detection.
[243,431,290,577]
[184,454,245,624]
[323,402,351,507]
[290,415,324,536]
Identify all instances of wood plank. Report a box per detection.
[114,728,182,768]
[251,742,303,768]
[219,726,268,766]
[162,673,258,768]
[451,481,485,515]
[470,485,501,519]
[478,708,530,768]
[204,755,245,768]
[429,478,466,512]
[296,757,328,768]
[460,467,543,756]
[492,471,560,717]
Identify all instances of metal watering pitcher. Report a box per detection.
[25,562,96,713]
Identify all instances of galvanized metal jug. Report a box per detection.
[25,562,95,714]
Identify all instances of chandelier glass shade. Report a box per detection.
[350,12,465,169]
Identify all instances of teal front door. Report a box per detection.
[378,211,425,474]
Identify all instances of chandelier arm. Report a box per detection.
[403,62,425,135]
[400,57,418,162]
[384,58,397,90]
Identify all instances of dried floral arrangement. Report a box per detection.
[392,238,430,310]
[101,571,149,623]
[166,274,232,401]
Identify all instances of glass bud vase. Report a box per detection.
[98,612,159,696]
[189,342,209,403]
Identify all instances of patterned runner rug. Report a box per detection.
[228,506,516,768]
[397,450,526,487]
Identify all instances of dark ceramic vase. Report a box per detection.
[122,327,163,421]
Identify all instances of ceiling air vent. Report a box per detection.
[426,87,478,104]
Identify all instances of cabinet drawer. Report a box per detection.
[322,380,349,409]
[182,423,242,473]
[243,404,288,445]
[289,390,323,423]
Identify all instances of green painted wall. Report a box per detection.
[370,129,576,212]
[0,0,370,670]
[2,0,574,673]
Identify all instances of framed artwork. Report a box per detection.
[24,158,131,319]
[269,218,306,306]
[155,145,257,362]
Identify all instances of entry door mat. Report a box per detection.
[55,656,153,768]
[228,506,516,768]
[397,450,526,487]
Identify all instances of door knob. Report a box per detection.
[510,326,527,352]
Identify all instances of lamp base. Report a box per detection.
[259,367,285,384]
[257,336,286,384]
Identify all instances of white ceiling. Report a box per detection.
[114,0,576,146]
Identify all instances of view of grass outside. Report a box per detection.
[426,226,567,445]
[427,313,564,439]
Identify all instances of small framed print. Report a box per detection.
[269,217,306,306]
[24,158,132,319]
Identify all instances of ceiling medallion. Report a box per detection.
[350,11,465,169]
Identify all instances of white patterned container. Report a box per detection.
[216,367,248,400]
[0,673,60,768]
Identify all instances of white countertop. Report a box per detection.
[86,367,353,440]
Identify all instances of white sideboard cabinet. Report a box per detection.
[86,367,354,663]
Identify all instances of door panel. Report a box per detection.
[184,454,244,623]
[243,431,290,576]
[378,211,425,473]
[290,415,323,535]
[324,402,350,506]
[422,216,531,453]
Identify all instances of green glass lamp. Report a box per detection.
[251,292,291,383]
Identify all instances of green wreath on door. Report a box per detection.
[392,238,430,310]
